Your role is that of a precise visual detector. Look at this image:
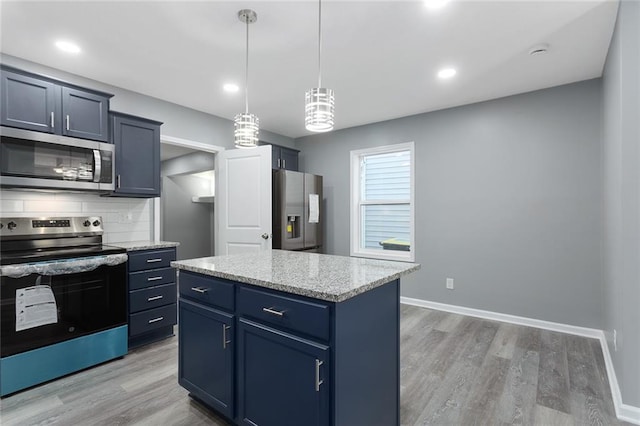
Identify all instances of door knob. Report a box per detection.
[261,233,270,240]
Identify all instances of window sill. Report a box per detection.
[350,250,415,263]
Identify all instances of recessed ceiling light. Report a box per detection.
[55,40,81,54]
[437,68,457,79]
[223,83,239,93]
[424,0,450,10]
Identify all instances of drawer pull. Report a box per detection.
[222,324,231,349]
[191,287,209,294]
[147,276,163,282]
[262,307,285,317]
[148,316,164,324]
[147,295,163,302]
[146,258,163,263]
[315,359,324,392]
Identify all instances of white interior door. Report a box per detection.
[216,145,272,255]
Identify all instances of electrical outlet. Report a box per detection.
[613,329,617,352]
[446,278,454,290]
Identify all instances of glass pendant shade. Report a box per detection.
[305,87,334,132]
[234,112,259,148]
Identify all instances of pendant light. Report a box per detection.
[234,9,259,148]
[305,0,334,132]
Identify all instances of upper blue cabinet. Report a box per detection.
[265,143,299,171]
[0,66,112,142]
[110,112,162,197]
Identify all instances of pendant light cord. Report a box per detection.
[245,17,249,114]
[317,0,322,88]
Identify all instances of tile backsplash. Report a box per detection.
[0,189,153,244]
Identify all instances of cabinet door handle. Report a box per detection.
[222,324,231,349]
[277,158,281,168]
[147,295,163,301]
[66,115,70,131]
[147,276,163,281]
[262,307,285,317]
[191,286,208,294]
[148,316,164,324]
[315,359,324,392]
[282,159,286,169]
[117,174,121,189]
[50,112,55,128]
[146,258,162,263]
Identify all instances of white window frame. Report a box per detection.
[350,142,415,262]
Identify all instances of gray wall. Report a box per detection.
[161,153,216,260]
[0,54,296,149]
[297,79,603,329]
[602,0,640,408]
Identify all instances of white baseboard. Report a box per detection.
[400,296,640,425]
[400,297,603,338]
[598,333,640,424]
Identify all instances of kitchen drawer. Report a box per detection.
[128,248,176,272]
[129,267,175,291]
[129,283,177,314]
[179,271,234,311]
[129,304,177,336]
[237,286,330,341]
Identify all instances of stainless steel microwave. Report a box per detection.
[0,126,115,191]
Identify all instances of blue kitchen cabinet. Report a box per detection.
[0,68,58,133]
[0,66,111,141]
[110,112,162,197]
[279,146,299,171]
[176,269,400,426]
[127,248,177,348]
[179,298,234,419]
[61,86,109,141]
[263,143,299,171]
[237,318,329,426]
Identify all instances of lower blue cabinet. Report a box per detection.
[237,318,330,426]
[178,298,234,419]
[177,271,400,426]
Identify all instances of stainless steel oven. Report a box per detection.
[0,126,114,191]
[0,217,127,396]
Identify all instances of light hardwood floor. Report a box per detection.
[0,304,626,425]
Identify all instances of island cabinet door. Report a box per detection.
[237,318,330,426]
[178,299,234,420]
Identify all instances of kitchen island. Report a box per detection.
[172,250,419,426]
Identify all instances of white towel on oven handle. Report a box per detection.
[0,253,129,279]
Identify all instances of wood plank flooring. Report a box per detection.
[0,304,626,425]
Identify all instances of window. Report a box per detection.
[350,142,414,262]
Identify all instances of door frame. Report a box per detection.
[153,134,225,240]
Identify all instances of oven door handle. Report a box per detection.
[0,253,129,279]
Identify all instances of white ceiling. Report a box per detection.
[0,0,618,139]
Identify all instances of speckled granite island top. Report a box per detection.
[171,250,420,302]
[109,241,180,251]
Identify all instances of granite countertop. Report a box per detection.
[171,250,420,302]
[109,241,180,251]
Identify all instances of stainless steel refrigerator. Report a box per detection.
[272,170,323,252]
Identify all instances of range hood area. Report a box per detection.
[0,126,116,192]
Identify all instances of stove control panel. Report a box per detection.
[0,216,104,237]
[33,219,71,228]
